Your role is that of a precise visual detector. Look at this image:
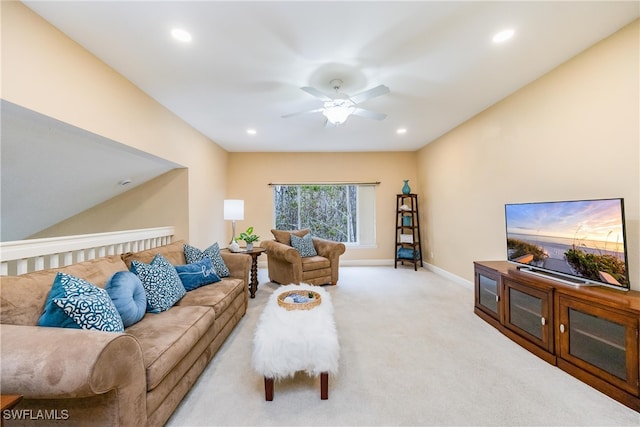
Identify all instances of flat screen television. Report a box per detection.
[505,198,630,291]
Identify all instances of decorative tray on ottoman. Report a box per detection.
[277,290,321,310]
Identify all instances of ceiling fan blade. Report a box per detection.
[281,108,324,119]
[352,108,387,121]
[301,86,333,101]
[350,85,390,104]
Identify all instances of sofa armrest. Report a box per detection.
[313,237,346,259]
[221,251,252,285]
[1,324,147,425]
[261,240,301,263]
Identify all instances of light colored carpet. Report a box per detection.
[167,266,640,426]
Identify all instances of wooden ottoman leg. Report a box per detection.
[264,377,274,401]
[320,372,328,400]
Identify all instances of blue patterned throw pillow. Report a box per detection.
[175,258,221,291]
[38,272,124,332]
[131,254,186,313]
[183,243,230,278]
[291,233,317,257]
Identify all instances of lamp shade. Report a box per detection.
[224,199,244,220]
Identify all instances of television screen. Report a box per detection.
[505,198,630,290]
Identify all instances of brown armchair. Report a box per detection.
[261,229,346,286]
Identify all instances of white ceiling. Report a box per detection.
[3,1,638,241]
[22,1,640,153]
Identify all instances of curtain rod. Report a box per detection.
[268,181,381,186]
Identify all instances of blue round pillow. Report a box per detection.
[105,271,147,327]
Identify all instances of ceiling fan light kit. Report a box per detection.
[284,78,390,127]
[322,100,356,125]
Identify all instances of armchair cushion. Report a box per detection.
[291,233,318,257]
[301,256,331,271]
[271,228,310,246]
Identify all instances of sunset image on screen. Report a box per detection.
[505,199,628,288]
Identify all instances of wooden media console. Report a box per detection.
[474,260,640,412]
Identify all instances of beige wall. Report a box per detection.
[30,169,190,241]
[227,152,417,261]
[417,20,639,290]
[2,1,227,248]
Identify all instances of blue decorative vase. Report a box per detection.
[402,180,411,194]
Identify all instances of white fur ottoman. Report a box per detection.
[252,283,339,400]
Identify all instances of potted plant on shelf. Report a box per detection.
[238,227,260,250]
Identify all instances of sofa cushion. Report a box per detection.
[175,278,245,319]
[271,228,310,246]
[183,243,230,278]
[0,255,128,326]
[105,271,147,327]
[291,233,318,257]
[125,305,215,391]
[121,240,187,269]
[174,258,221,291]
[39,272,124,332]
[131,255,186,313]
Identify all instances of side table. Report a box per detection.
[222,247,266,298]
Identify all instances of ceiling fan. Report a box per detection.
[283,79,390,127]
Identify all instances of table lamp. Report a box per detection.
[224,199,244,244]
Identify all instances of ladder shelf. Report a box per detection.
[395,193,423,270]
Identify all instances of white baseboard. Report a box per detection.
[258,258,474,289]
[423,262,473,289]
[340,259,394,266]
[259,259,394,268]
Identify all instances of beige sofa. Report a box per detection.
[0,240,251,426]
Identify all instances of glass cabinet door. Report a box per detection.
[503,278,553,352]
[474,266,502,324]
[557,296,639,396]
[478,273,499,316]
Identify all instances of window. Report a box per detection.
[273,184,376,246]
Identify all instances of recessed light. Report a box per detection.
[171,28,192,43]
[492,29,514,43]
[247,129,257,135]
[119,178,132,186]
[396,128,407,134]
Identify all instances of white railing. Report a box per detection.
[0,226,174,276]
